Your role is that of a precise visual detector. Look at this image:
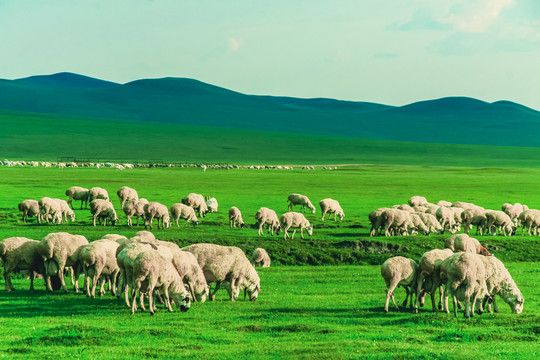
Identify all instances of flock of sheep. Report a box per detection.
[18,186,345,240]
[370,195,535,237]
[0,230,271,314]
[381,233,524,318]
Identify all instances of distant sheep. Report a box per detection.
[117,186,139,209]
[54,198,75,223]
[279,212,313,240]
[381,209,415,236]
[485,210,514,236]
[123,198,149,226]
[144,202,170,229]
[228,207,245,228]
[182,193,208,218]
[89,199,118,226]
[18,200,40,223]
[89,187,110,203]
[250,248,271,267]
[255,207,280,236]
[380,256,418,312]
[38,197,63,224]
[287,193,316,214]
[319,198,344,222]
[205,197,218,213]
[444,234,491,256]
[408,196,428,207]
[65,186,90,209]
[170,203,199,226]
[369,208,389,237]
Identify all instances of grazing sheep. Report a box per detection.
[414,249,454,313]
[319,198,344,222]
[228,207,245,228]
[255,207,281,236]
[117,186,139,209]
[485,210,514,236]
[250,248,271,267]
[170,203,199,226]
[123,198,149,226]
[393,204,415,212]
[182,243,260,302]
[37,232,89,293]
[287,193,316,214]
[444,252,489,318]
[437,200,452,207]
[102,234,128,242]
[89,187,110,203]
[368,208,389,237]
[408,196,428,207]
[435,206,457,234]
[143,202,170,230]
[520,209,540,236]
[89,199,118,226]
[166,247,209,303]
[444,234,491,256]
[182,193,209,218]
[65,186,90,209]
[479,255,524,314]
[79,239,120,298]
[380,256,418,312]
[381,209,415,236]
[502,203,527,227]
[452,201,483,211]
[461,208,487,235]
[205,197,218,213]
[54,198,75,223]
[38,197,63,224]
[18,200,40,223]
[0,237,44,291]
[410,213,429,235]
[415,212,443,235]
[278,212,313,240]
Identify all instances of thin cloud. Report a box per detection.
[227,38,241,52]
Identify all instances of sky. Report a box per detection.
[1,0,539,109]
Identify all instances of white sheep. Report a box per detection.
[408,196,428,207]
[279,212,313,240]
[54,198,75,223]
[255,207,281,236]
[166,246,209,303]
[37,232,89,293]
[205,197,218,213]
[89,187,110,202]
[436,200,452,207]
[38,197,63,224]
[435,206,457,234]
[182,193,208,218]
[380,256,418,312]
[461,208,487,235]
[228,207,245,228]
[393,204,415,212]
[89,199,118,226]
[123,198,149,226]
[117,186,139,209]
[18,200,40,223]
[381,209,415,236]
[414,248,454,313]
[319,198,344,222]
[144,202,171,229]
[79,239,120,298]
[410,213,429,235]
[0,237,43,291]
[170,203,199,226]
[444,233,492,256]
[182,243,260,302]
[415,212,443,235]
[485,210,514,236]
[65,186,90,209]
[520,209,540,235]
[250,248,271,267]
[368,208,389,237]
[287,193,316,214]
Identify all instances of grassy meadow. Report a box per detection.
[0,165,539,358]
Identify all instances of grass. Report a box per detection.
[0,164,539,358]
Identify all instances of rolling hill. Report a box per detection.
[1,72,539,147]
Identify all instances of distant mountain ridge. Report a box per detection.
[1,72,539,147]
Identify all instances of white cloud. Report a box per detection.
[444,0,515,33]
[227,38,241,52]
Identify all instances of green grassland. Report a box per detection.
[0,165,539,358]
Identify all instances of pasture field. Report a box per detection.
[0,165,539,358]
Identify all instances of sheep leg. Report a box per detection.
[437,285,444,311]
[284,226,290,240]
[230,276,239,302]
[210,282,221,301]
[384,280,400,313]
[92,268,103,298]
[163,287,173,312]
[111,270,119,296]
[3,266,14,291]
[291,229,297,239]
[402,287,410,307]
[414,272,425,313]
[131,281,141,314]
[300,228,304,239]
[321,210,326,222]
[258,223,263,236]
[148,283,158,315]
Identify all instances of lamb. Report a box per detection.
[89,199,118,226]
[54,198,75,223]
[380,209,415,236]
[408,196,428,207]
[144,202,171,229]
[228,207,245,228]
[18,200,40,223]
[485,210,514,236]
[255,207,281,236]
[380,256,418,312]
[287,193,316,214]
[250,248,271,267]
[181,193,209,218]
[278,212,313,240]
[89,187,110,202]
[414,248,454,313]
[78,239,120,298]
[0,237,44,291]
[65,186,90,209]
[414,212,443,234]
[38,197,63,224]
[319,198,344,222]
[368,208,389,237]
[205,197,218,213]
[478,255,524,314]
[123,198,149,226]
[182,243,260,302]
[444,234,491,256]
[170,203,199,226]
[36,232,89,293]
[444,252,489,318]
[117,186,139,209]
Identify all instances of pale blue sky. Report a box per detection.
[1,0,539,109]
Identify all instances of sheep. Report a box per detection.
[444,234,491,256]
[182,193,208,218]
[205,197,218,213]
[170,203,199,226]
[183,243,260,302]
[65,186,90,209]
[408,196,428,207]
[368,208,389,237]
[123,198,149,226]
[18,200,40,223]
[380,256,418,312]
[144,202,171,229]
[393,204,415,212]
[435,206,457,234]
[117,186,139,209]
[444,252,489,318]
[130,248,191,314]
[414,249,454,313]
[287,193,316,214]
[485,210,514,236]
[461,208,487,235]
[414,212,443,234]
[89,187,110,202]
[54,198,75,223]
[502,203,527,227]
[255,207,281,236]
[78,239,120,298]
[36,232,89,293]
[38,197,63,224]
[478,255,524,314]
[410,213,429,235]
[250,248,271,267]
[319,198,344,222]
[89,199,118,226]
[228,207,245,228]
[437,200,452,207]
[0,237,44,291]
[102,234,128,242]
[520,209,540,235]
[380,209,415,236]
[278,212,313,240]
[166,246,209,303]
